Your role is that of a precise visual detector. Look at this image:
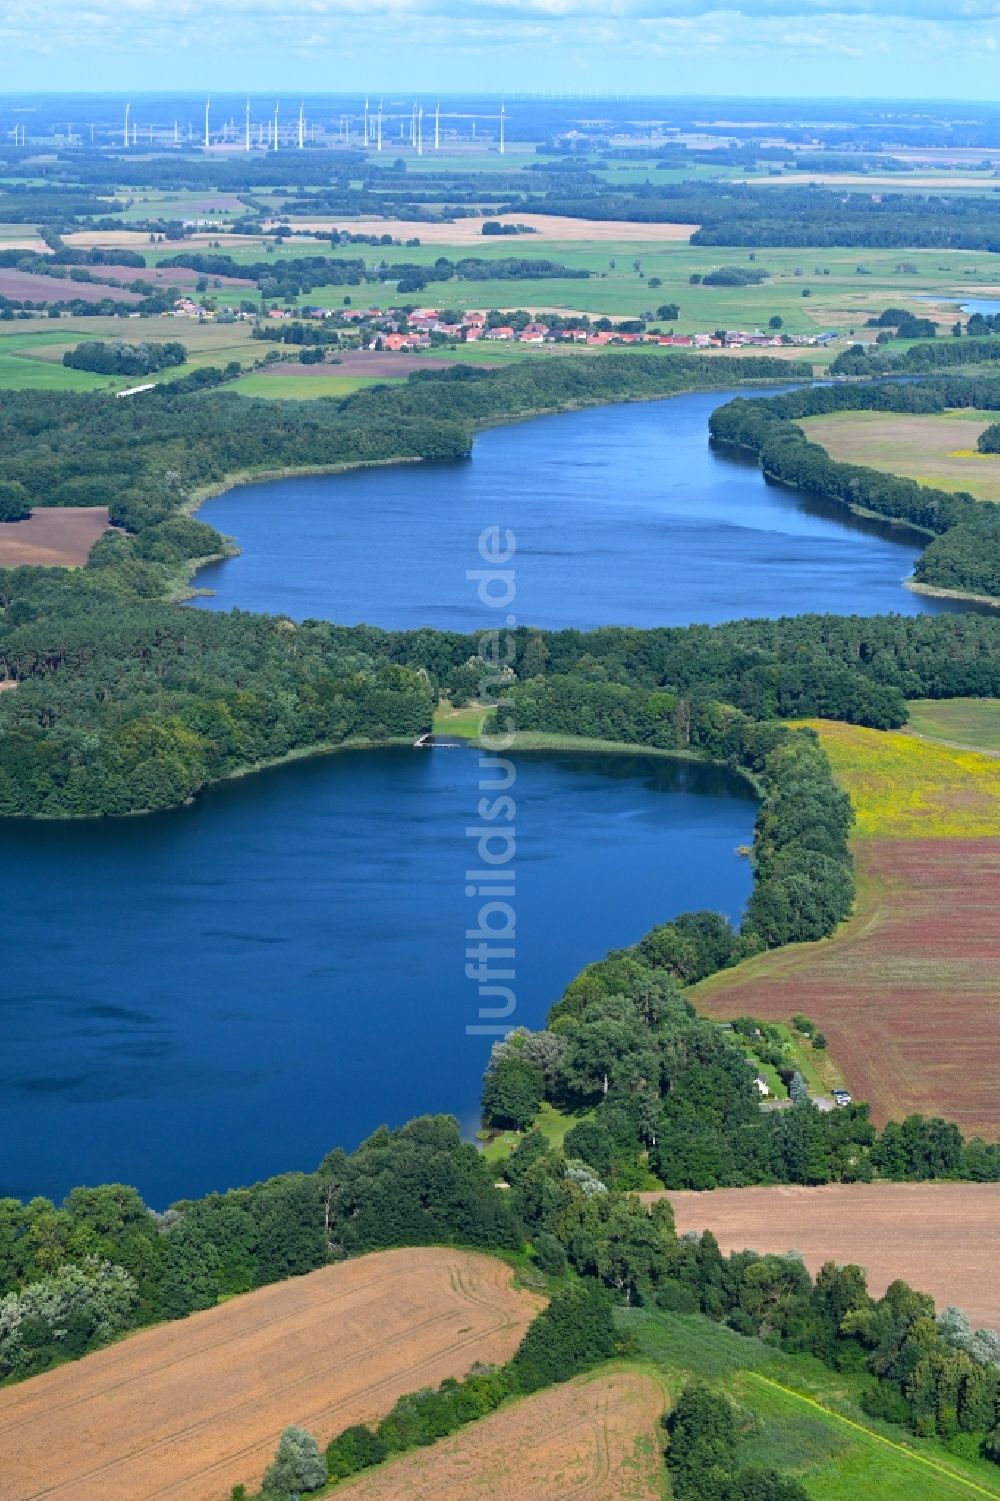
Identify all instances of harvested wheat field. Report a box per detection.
[282,213,699,244]
[335,1369,664,1501]
[655,1183,1000,1332]
[0,507,110,566]
[0,1247,544,1501]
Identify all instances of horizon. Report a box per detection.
[2,0,999,102]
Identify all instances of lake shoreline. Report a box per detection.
[906,577,1000,609]
[180,375,806,605]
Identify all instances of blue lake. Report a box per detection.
[192,389,955,632]
[1,747,756,1207]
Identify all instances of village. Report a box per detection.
[170,293,836,353]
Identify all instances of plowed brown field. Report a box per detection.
[0,270,140,304]
[653,1182,1000,1332]
[0,1247,544,1501]
[696,838,1000,1138]
[334,1369,664,1501]
[0,507,110,566]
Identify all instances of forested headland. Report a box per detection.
[709,376,1000,600]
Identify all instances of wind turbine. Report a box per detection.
[273,101,279,151]
[376,101,383,152]
[499,100,505,155]
[204,98,210,149]
[298,101,305,150]
[123,102,130,150]
[245,98,251,153]
[435,101,440,151]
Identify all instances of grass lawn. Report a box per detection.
[0,317,258,392]
[0,329,116,390]
[729,1019,846,1100]
[799,409,1000,503]
[479,1102,592,1166]
[232,371,394,398]
[625,1308,1000,1501]
[794,719,1000,838]
[432,701,487,738]
[904,698,1000,754]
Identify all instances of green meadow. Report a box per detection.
[626,1308,1000,1501]
[0,330,115,390]
[904,697,1000,755]
[150,235,997,333]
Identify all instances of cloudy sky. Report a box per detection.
[1,0,999,98]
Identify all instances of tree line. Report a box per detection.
[709,377,1000,598]
[155,249,592,300]
[248,1283,616,1499]
[830,335,1000,376]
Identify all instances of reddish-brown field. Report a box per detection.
[0,270,140,304]
[655,1183,1000,1332]
[334,1369,664,1501]
[0,507,110,566]
[98,265,254,289]
[0,1247,544,1501]
[695,838,1000,1139]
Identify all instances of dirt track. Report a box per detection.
[0,507,110,566]
[0,1248,544,1501]
[651,1182,1000,1330]
[335,1369,664,1501]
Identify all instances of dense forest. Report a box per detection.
[709,376,1000,598]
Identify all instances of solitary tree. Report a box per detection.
[262,1425,326,1499]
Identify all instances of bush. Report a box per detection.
[510,1282,615,1393]
[325,1424,389,1480]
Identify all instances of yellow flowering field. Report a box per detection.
[795,719,1000,838]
